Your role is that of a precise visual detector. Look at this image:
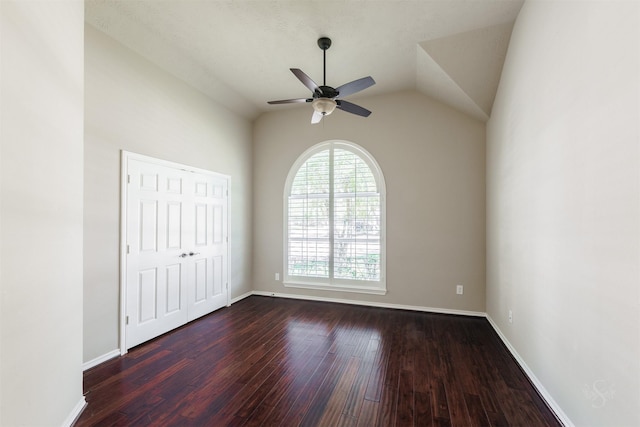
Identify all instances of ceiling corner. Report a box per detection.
[416,20,517,121]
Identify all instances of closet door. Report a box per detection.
[185,172,228,321]
[125,159,189,349]
[123,154,228,350]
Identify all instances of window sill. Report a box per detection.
[284,281,387,296]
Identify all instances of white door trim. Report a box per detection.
[119,151,231,355]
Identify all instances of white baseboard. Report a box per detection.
[61,396,86,427]
[250,290,485,317]
[230,290,253,304]
[83,349,120,371]
[485,315,573,427]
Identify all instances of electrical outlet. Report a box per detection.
[456,285,463,295]
[508,309,513,324]
[275,273,280,281]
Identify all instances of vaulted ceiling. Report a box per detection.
[85,0,523,122]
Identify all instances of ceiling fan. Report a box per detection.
[267,37,375,124]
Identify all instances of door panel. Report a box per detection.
[213,205,223,244]
[166,202,182,250]
[140,172,158,191]
[166,176,182,194]
[194,258,207,302]
[195,204,207,246]
[138,268,158,323]
[139,200,158,252]
[124,155,228,350]
[165,263,182,314]
[195,181,207,197]
[213,255,224,296]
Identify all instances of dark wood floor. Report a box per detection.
[77,296,561,426]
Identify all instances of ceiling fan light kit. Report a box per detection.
[312,98,337,116]
[268,37,375,124]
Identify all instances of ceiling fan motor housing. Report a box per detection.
[317,86,338,98]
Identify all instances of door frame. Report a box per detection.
[119,150,231,355]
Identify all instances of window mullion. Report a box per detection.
[328,145,334,282]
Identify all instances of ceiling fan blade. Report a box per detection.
[336,100,371,117]
[336,76,375,98]
[291,68,322,95]
[267,98,311,105]
[311,110,324,124]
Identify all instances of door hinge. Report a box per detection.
[126,244,130,254]
[126,315,129,325]
[127,174,131,184]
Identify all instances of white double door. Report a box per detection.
[124,154,228,350]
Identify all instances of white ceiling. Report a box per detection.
[85,0,524,122]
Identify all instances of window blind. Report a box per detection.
[288,150,330,278]
[333,149,380,281]
[287,147,381,282]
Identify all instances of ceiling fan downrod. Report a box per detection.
[318,37,331,87]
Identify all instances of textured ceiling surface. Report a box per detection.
[85,0,524,121]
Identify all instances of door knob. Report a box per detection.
[179,253,188,258]
[189,252,200,257]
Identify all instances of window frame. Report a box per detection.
[283,140,387,295]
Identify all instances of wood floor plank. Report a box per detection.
[238,334,325,425]
[342,338,378,418]
[376,384,397,427]
[414,391,433,427]
[363,337,390,402]
[299,342,355,426]
[356,398,379,427]
[277,351,337,426]
[316,356,361,426]
[464,392,491,427]
[76,296,562,427]
[395,369,415,426]
[432,379,452,427]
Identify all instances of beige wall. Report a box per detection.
[5,3,634,424]
[0,1,85,425]
[253,91,486,312]
[487,1,639,426]
[84,25,253,363]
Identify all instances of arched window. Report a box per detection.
[284,141,386,295]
